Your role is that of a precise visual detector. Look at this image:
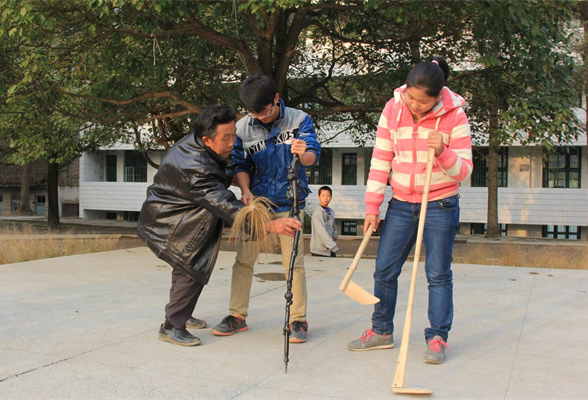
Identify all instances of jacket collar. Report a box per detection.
[194,134,228,167]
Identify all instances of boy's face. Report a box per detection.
[318,190,332,207]
[202,121,237,159]
[248,93,280,125]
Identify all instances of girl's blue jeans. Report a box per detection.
[371,195,460,342]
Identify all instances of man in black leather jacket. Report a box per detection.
[137,104,302,346]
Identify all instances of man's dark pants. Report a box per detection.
[164,269,204,329]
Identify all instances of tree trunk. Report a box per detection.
[17,163,34,215]
[486,111,500,238]
[580,1,588,241]
[47,161,60,230]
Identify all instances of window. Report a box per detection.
[342,153,357,185]
[542,225,580,240]
[124,151,147,182]
[123,211,140,221]
[306,149,332,184]
[542,147,581,188]
[364,148,373,185]
[471,147,508,187]
[106,155,117,182]
[342,220,357,236]
[34,195,46,216]
[11,194,19,211]
[470,223,507,236]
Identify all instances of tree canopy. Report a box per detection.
[0,0,584,233]
[0,0,476,152]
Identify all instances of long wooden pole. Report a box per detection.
[391,147,435,395]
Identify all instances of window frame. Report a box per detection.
[124,151,147,183]
[341,220,358,236]
[306,148,332,185]
[542,147,581,189]
[342,153,357,186]
[471,147,508,188]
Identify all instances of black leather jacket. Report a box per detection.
[137,133,243,284]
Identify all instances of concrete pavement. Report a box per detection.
[1,247,587,399]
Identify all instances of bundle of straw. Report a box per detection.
[230,196,278,254]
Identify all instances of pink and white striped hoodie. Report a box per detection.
[365,85,473,215]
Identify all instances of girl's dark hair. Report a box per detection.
[406,56,450,97]
[239,74,278,113]
[193,104,236,140]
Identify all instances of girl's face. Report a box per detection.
[405,86,440,121]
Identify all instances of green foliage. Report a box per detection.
[452,0,582,148]
[0,0,582,164]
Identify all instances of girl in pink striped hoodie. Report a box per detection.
[348,57,473,364]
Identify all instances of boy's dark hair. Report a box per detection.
[406,56,450,97]
[318,186,332,196]
[239,74,278,113]
[193,104,236,140]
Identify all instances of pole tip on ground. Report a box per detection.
[392,387,434,395]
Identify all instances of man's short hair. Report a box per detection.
[239,74,277,113]
[318,186,332,196]
[193,104,236,140]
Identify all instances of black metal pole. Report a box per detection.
[283,154,301,374]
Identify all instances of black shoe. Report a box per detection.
[289,320,308,343]
[185,317,207,329]
[158,324,201,346]
[211,315,248,336]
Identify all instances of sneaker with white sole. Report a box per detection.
[347,328,394,351]
[424,335,449,364]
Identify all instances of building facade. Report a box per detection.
[78,122,588,241]
[0,160,79,218]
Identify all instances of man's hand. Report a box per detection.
[364,214,379,234]
[240,191,254,205]
[290,138,307,158]
[268,218,303,238]
[427,131,444,156]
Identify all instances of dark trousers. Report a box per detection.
[165,269,204,330]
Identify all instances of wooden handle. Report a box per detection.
[393,147,435,389]
[339,227,373,291]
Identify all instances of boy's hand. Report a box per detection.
[291,139,307,158]
[268,218,302,237]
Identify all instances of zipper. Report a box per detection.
[410,123,419,194]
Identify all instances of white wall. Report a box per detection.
[79,140,588,235]
[82,151,104,182]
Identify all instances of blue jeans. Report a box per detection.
[371,195,460,342]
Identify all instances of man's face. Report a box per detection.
[202,121,237,159]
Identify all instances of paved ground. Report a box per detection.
[1,246,587,399]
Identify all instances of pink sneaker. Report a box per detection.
[424,335,449,363]
[347,328,394,351]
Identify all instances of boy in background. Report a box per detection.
[310,186,338,257]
